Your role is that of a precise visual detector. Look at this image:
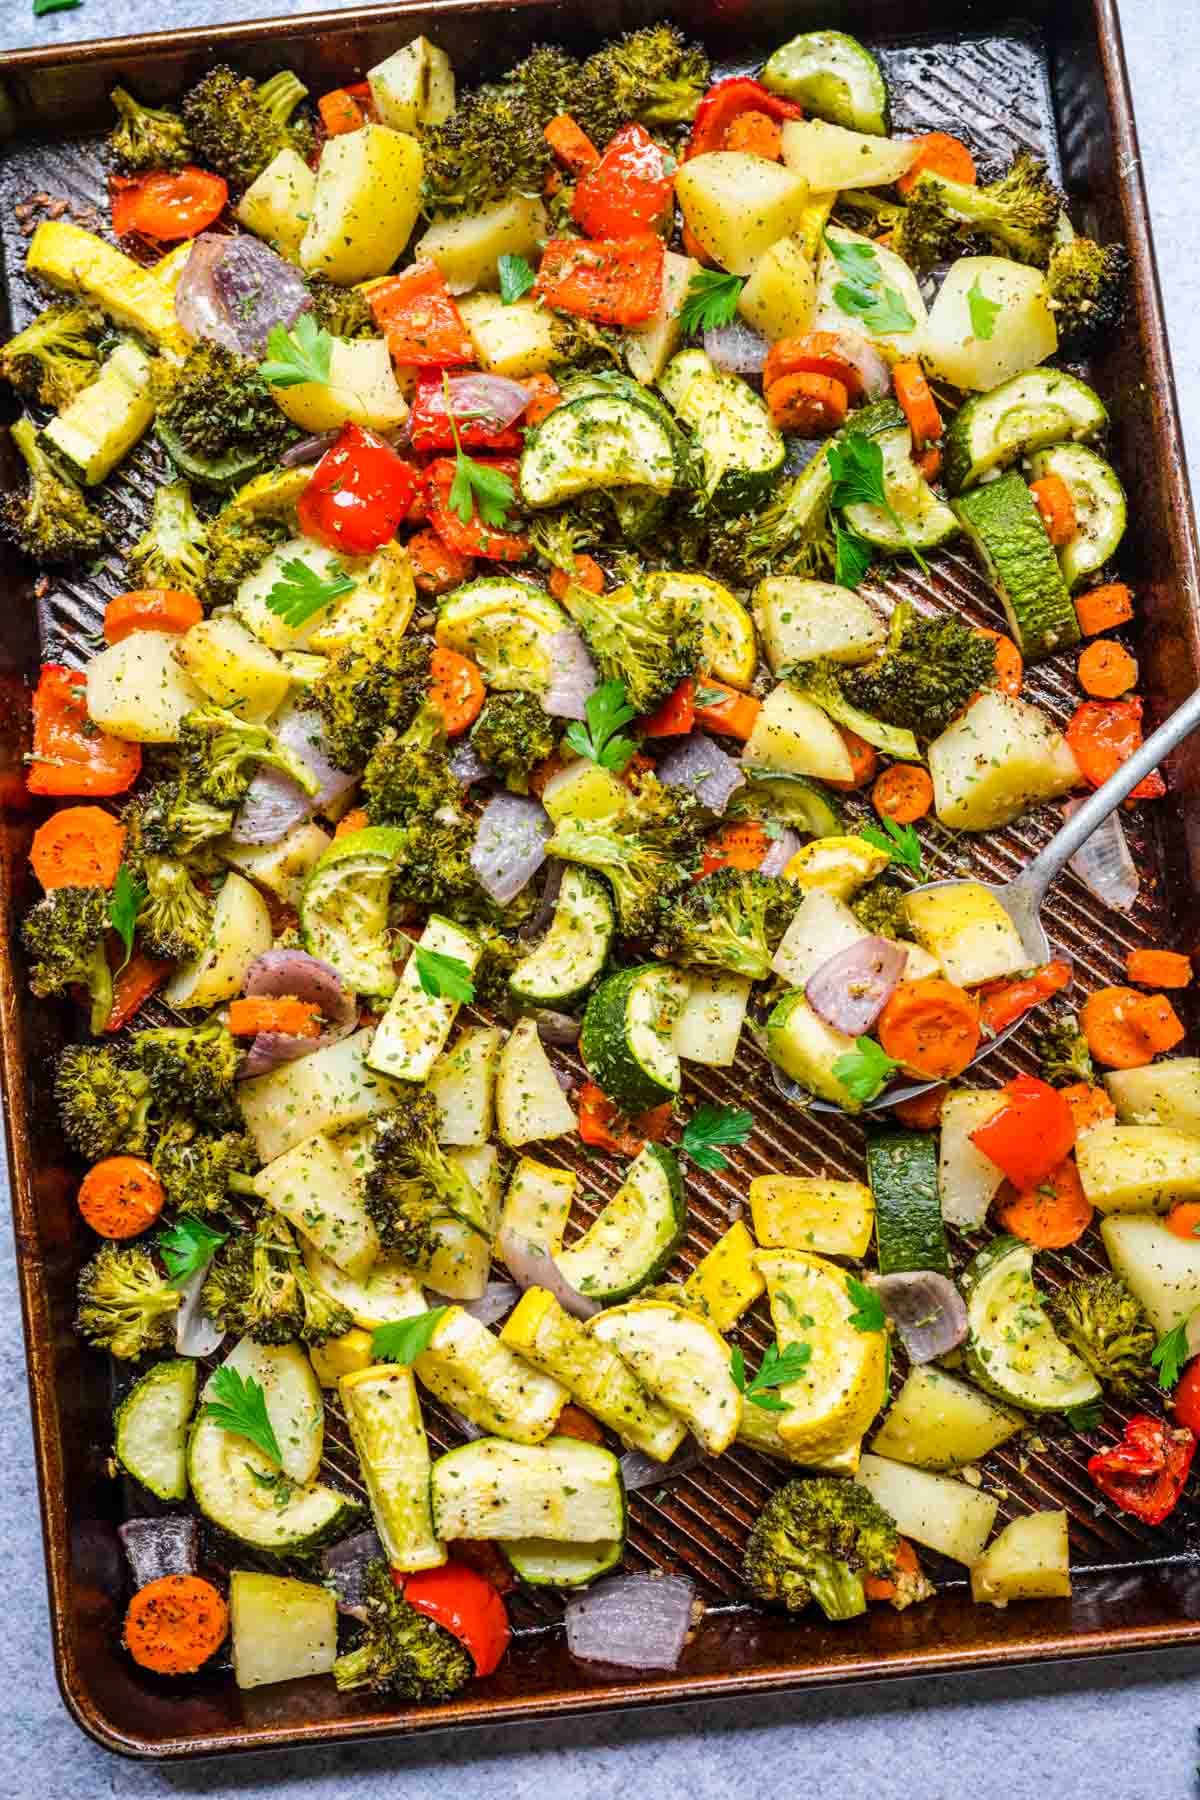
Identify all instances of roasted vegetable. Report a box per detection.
[181,65,312,190]
[469,692,558,795]
[76,1242,180,1360]
[126,480,208,596]
[2,414,106,564]
[893,149,1062,270]
[304,632,433,773]
[842,602,998,741]
[657,868,800,981]
[0,302,105,409]
[1046,1274,1156,1398]
[333,1558,473,1699]
[1044,237,1129,351]
[363,1090,487,1265]
[22,885,113,1034]
[108,85,191,174]
[743,1476,900,1620]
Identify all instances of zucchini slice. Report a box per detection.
[157,414,274,489]
[368,914,484,1083]
[502,1536,624,1587]
[944,367,1108,494]
[220,1337,326,1485]
[509,868,613,1007]
[1027,442,1127,592]
[659,348,785,511]
[436,577,570,693]
[188,1417,361,1553]
[766,987,859,1110]
[520,391,679,508]
[580,964,687,1112]
[841,427,959,552]
[761,29,888,133]
[961,1236,1101,1413]
[952,470,1080,660]
[114,1358,197,1502]
[555,1143,686,1305]
[589,1300,743,1454]
[868,1130,952,1277]
[431,1435,626,1542]
[339,1364,444,1572]
[731,769,843,839]
[300,826,408,999]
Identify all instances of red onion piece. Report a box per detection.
[213,235,312,355]
[828,329,891,400]
[1063,797,1140,912]
[237,949,357,1075]
[421,372,530,434]
[232,704,357,845]
[470,793,551,905]
[806,934,908,1035]
[441,1404,487,1441]
[870,1271,968,1363]
[497,1226,600,1320]
[174,1264,226,1358]
[543,629,600,720]
[118,1517,200,1588]
[322,1529,384,1618]
[448,739,491,787]
[758,827,802,877]
[280,430,340,468]
[703,320,768,376]
[656,732,745,815]
[174,234,242,350]
[459,1280,522,1326]
[565,1573,696,1671]
[618,1440,706,1493]
[532,1008,582,1048]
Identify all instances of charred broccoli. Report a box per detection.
[657,868,800,981]
[178,703,321,808]
[303,276,378,340]
[1047,1274,1155,1397]
[56,1043,153,1160]
[108,85,191,173]
[841,602,998,741]
[304,631,433,771]
[131,1017,242,1130]
[152,1118,257,1214]
[786,658,917,761]
[363,698,461,825]
[470,692,558,794]
[156,343,295,487]
[700,451,836,589]
[76,1242,180,1360]
[22,885,113,1034]
[470,919,525,1011]
[1044,236,1129,351]
[124,773,234,861]
[0,302,105,410]
[134,853,212,960]
[851,877,914,942]
[363,1092,489,1265]
[126,479,208,595]
[545,771,702,936]
[203,505,288,608]
[421,87,554,216]
[2,414,107,564]
[202,1213,347,1344]
[388,813,489,914]
[181,65,312,189]
[743,1477,901,1620]
[893,149,1062,270]
[334,1558,474,1699]
[574,26,710,143]
[1033,1011,1095,1086]
[544,560,703,713]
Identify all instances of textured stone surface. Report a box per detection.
[2,2,1199,1793]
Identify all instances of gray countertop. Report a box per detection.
[2,3,1199,1795]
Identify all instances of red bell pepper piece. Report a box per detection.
[27,664,141,798]
[977,958,1072,1034]
[110,167,228,239]
[408,373,524,452]
[396,1561,511,1677]
[1088,1414,1196,1525]
[578,1082,672,1156]
[968,1073,1076,1190]
[534,236,664,326]
[426,456,530,562]
[1173,1358,1200,1437]
[693,676,762,742]
[1066,697,1166,800]
[572,123,674,239]
[105,950,171,1034]
[367,261,475,367]
[687,77,803,159]
[297,424,421,555]
[638,677,695,738]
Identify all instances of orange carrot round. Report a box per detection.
[996,1156,1093,1248]
[877,978,981,1079]
[1030,474,1078,547]
[825,727,878,791]
[124,1575,228,1675]
[892,361,942,450]
[896,131,977,196]
[864,1536,922,1602]
[701,820,770,874]
[429,646,485,736]
[872,763,934,824]
[974,628,1023,698]
[1126,948,1192,989]
[77,1156,165,1239]
[1081,985,1186,1069]
[766,371,849,435]
[227,996,323,1038]
[1077,639,1137,698]
[103,589,203,644]
[407,528,474,596]
[762,332,870,401]
[31,805,125,890]
[1061,1080,1117,1136]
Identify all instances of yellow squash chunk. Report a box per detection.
[757,1250,887,1448]
[26,219,180,346]
[904,880,1030,988]
[682,1222,766,1330]
[750,1174,874,1259]
[783,834,889,900]
[590,1301,742,1454]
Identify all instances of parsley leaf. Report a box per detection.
[846,1276,886,1333]
[859,816,924,876]
[835,522,874,590]
[412,946,475,1005]
[1066,1399,1103,1433]
[264,557,356,628]
[372,1307,451,1365]
[564,678,638,772]
[967,276,1003,341]
[832,1036,900,1103]
[730,1340,812,1411]
[1152,1315,1192,1391]
[498,255,536,304]
[159,1216,228,1288]
[443,372,518,530]
[824,232,915,334]
[201,1366,282,1466]
[827,431,929,575]
[681,1102,754,1172]
[108,863,146,974]
[679,269,745,335]
[260,314,334,388]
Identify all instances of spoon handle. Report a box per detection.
[1017,683,1200,904]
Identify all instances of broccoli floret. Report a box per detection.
[56,1043,153,1160]
[108,85,191,173]
[178,703,321,808]
[305,632,433,772]
[1046,1274,1155,1398]
[1044,237,1129,351]
[181,65,312,189]
[851,878,914,942]
[303,276,378,341]
[832,189,907,241]
[549,315,628,376]
[334,1558,474,1699]
[76,1242,180,1360]
[421,88,554,217]
[700,453,836,589]
[203,506,288,608]
[545,771,702,936]
[506,43,580,122]
[894,149,1062,270]
[841,602,998,741]
[127,774,235,860]
[540,559,703,713]
[126,479,208,596]
[134,854,213,960]
[388,814,490,915]
[470,692,558,794]
[22,885,113,1034]
[364,1092,488,1264]
[786,658,919,761]
[152,1118,257,1214]
[201,1213,309,1343]
[470,919,525,1011]
[363,698,461,825]
[0,302,105,410]
[156,343,295,486]
[574,26,710,142]
[132,1017,242,1130]
[1032,1010,1095,1087]
[744,1477,901,1620]
[657,868,801,982]
[2,414,107,564]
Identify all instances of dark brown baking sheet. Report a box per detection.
[2,0,1200,1760]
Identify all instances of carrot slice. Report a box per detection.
[1075,581,1134,637]
[104,588,203,644]
[892,1084,949,1130]
[77,1155,165,1239]
[872,763,933,824]
[407,528,474,597]
[544,113,600,174]
[554,1403,607,1444]
[723,109,783,159]
[892,361,942,450]
[1126,948,1192,988]
[1167,1201,1200,1242]
[915,446,942,483]
[762,332,869,401]
[825,727,878,791]
[701,820,770,874]
[864,1536,922,1603]
[31,805,125,889]
[996,1156,1092,1249]
[896,131,977,196]
[227,996,323,1038]
[693,676,761,742]
[106,950,169,1034]
[429,646,485,736]
[1062,1081,1117,1136]
[877,978,981,1079]
[318,88,366,135]
[766,371,849,434]
[522,372,562,427]
[1081,985,1186,1069]
[124,1575,229,1676]
[334,807,369,840]
[1077,639,1137,699]
[974,627,1023,698]
[549,555,605,601]
[1029,473,1077,547]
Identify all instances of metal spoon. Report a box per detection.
[812,681,1200,1113]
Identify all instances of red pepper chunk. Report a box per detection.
[1088,1415,1196,1525]
[638,677,695,738]
[573,124,675,239]
[426,457,530,562]
[687,77,803,159]
[409,373,524,453]
[578,1082,672,1156]
[969,1073,1076,1191]
[396,1562,510,1677]
[297,425,421,556]
[28,664,141,797]
[534,236,664,326]
[367,262,475,366]
[110,167,228,239]
[977,958,1072,1034]
[1065,697,1166,800]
